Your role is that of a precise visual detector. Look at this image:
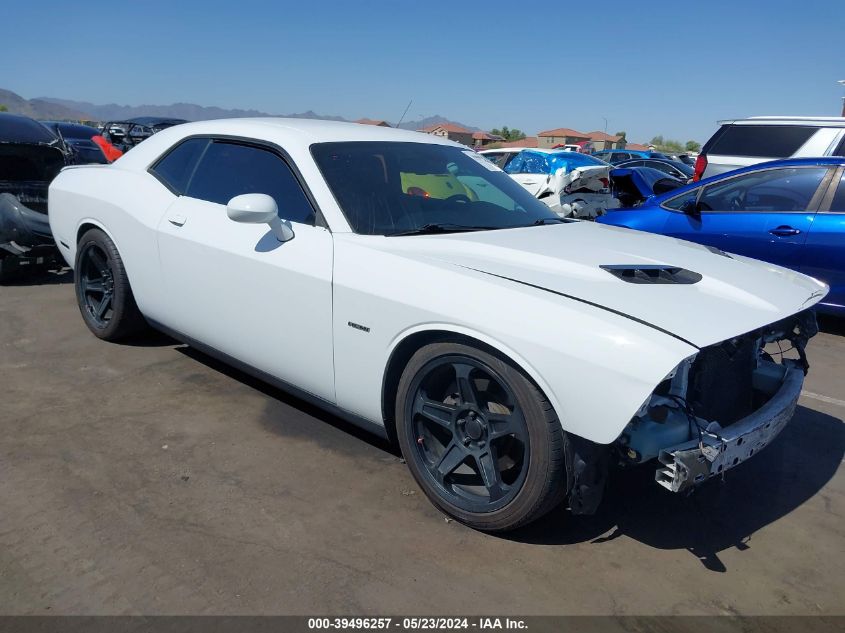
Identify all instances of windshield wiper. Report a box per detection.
[532,218,566,225]
[386,223,498,237]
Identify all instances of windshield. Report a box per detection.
[548,152,609,170]
[311,142,561,235]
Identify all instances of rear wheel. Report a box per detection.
[74,228,147,341]
[396,342,569,531]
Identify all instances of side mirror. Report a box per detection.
[227,193,294,242]
[680,197,700,217]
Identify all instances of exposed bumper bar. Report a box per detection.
[0,193,54,255]
[655,362,804,493]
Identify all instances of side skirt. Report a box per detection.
[146,319,390,441]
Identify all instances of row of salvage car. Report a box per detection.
[481,117,844,316]
[479,147,691,219]
[0,113,183,280]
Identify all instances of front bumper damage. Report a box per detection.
[655,360,803,492]
[607,309,818,504]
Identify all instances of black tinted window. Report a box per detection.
[698,167,827,212]
[649,162,674,175]
[664,188,699,211]
[706,125,817,158]
[151,138,209,193]
[830,172,845,212]
[187,141,315,224]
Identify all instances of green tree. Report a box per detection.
[615,130,627,142]
[0,104,8,112]
[685,140,701,152]
[491,126,526,141]
[650,135,685,153]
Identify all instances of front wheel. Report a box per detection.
[74,228,148,341]
[396,342,570,531]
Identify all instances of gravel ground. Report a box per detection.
[1,270,843,615]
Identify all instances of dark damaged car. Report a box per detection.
[0,113,68,280]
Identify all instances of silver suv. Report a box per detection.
[695,116,845,180]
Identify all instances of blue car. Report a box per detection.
[593,149,670,164]
[597,157,845,315]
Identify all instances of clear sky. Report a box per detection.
[2,0,843,144]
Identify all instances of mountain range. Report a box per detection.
[0,88,478,132]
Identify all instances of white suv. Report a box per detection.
[695,116,845,180]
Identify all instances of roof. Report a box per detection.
[538,127,590,138]
[496,136,539,148]
[355,118,391,127]
[127,116,189,126]
[648,156,845,203]
[419,122,472,134]
[472,131,504,141]
[719,116,845,126]
[111,117,462,171]
[586,131,622,142]
[624,143,651,151]
[480,147,557,155]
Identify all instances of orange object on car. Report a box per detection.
[91,135,123,162]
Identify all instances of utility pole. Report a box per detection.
[839,80,845,117]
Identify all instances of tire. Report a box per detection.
[74,228,147,341]
[0,257,19,284]
[396,341,569,532]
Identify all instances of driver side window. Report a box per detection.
[697,167,828,212]
[186,140,316,225]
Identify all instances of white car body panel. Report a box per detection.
[48,118,827,447]
[156,195,335,401]
[702,116,845,178]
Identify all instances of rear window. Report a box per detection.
[704,125,818,158]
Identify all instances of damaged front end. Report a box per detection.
[0,114,68,277]
[556,165,621,219]
[616,309,818,493]
[609,166,685,208]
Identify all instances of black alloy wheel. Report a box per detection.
[78,241,115,327]
[74,228,147,341]
[396,342,569,531]
[407,355,529,513]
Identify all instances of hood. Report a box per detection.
[374,222,827,349]
[610,167,684,207]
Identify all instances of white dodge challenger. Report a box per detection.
[48,119,827,531]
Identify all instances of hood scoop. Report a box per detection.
[600,264,702,285]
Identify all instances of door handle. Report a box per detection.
[168,214,187,227]
[769,225,800,237]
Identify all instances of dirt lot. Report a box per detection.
[1,270,843,616]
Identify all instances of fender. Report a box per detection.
[382,322,568,436]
